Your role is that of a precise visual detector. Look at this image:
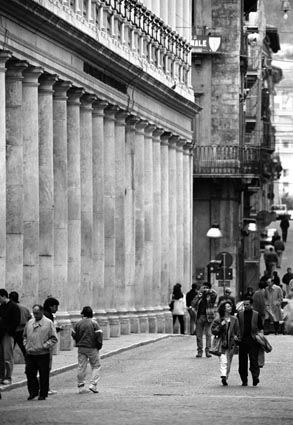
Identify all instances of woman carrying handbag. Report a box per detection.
[211,300,240,386]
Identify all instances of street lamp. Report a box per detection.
[206,224,223,238]
[281,0,291,20]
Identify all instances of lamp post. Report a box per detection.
[206,223,222,285]
[281,0,291,20]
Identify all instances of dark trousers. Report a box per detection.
[238,341,260,383]
[25,353,50,398]
[14,330,26,357]
[281,230,288,242]
[172,315,185,334]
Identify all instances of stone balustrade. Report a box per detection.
[33,0,192,95]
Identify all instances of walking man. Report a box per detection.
[72,306,103,394]
[282,267,293,297]
[237,296,264,387]
[23,304,58,400]
[280,216,290,242]
[192,282,217,358]
[0,289,20,385]
[8,291,31,358]
[264,277,283,335]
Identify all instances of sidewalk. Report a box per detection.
[0,333,172,393]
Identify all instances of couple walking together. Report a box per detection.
[193,283,264,387]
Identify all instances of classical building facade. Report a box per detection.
[0,0,199,346]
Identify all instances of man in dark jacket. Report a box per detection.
[237,296,263,387]
[282,267,293,297]
[280,217,290,242]
[0,288,21,385]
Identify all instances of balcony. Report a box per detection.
[193,145,261,177]
[30,0,193,100]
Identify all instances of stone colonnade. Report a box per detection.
[0,50,193,348]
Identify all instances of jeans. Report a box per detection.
[25,353,50,397]
[196,314,212,353]
[77,347,101,386]
[0,334,14,381]
[219,350,234,379]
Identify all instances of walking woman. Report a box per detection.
[170,283,186,334]
[211,300,240,386]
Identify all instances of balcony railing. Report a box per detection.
[33,0,193,98]
[193,145,261,176]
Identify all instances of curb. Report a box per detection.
[1,334,174,393]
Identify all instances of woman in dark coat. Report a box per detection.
[211,300,240,386]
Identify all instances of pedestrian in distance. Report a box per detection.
[264,277,283,335]
[211,300,240,386]
[192,282,217,358]
[280,216,290,243]
[243,286,254,299]
[272,270,281,288]
[237,296,264,387]
[264,247,278,276]
[252,281,266,325]
[282,267,293,297]
[23,304,58,400]
[72,306,103,394]
[186,283,198,335]
[170,283,186,335]
[273,236,285,268]
[0,288,21,385]
[8,291,31,358]
[43,297,62,395]
[217,287,236,315]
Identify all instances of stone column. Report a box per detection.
[115,110,130,335]
[168,135,178,291]
[22,66,43,300]
[80,94,96,306]
[53,81,71,307]
[152,0,160,17]
[38,73,58,301]
[125,115,140,333]
[0,51,11,282]
[176,139,185,286]
[176,0,184,37]
[183,0,191,41]
[160,132,172,332]
[104,105,120,337]
[67,88,84,312]
[160,0,168,25]
[183,142,192,287]
[152,128,164,332]
[168,0,176,30]
[92,99,110,339]
[134,119,149,332]
[144,124,156,332]
[5,60,27,295]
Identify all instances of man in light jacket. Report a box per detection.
[23,304,58,401]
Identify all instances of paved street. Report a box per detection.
[1,335,293,425]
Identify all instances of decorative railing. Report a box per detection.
[193,145,261,176]
[34,0,193,97]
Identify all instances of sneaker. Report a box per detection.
[2,379,11,385]
[89,384,99,394]
[48,390,57,395]
[78,384,87,394]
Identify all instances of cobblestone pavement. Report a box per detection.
[1,334,293,425]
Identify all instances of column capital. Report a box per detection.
[169,135,180,148]
[183,141,194,155]
[23,66,44,86]
[93,99,109,115]
[67,87,85,104]
[6,59,29,80]
[126,114,140,127]
[153,128,164,140]
[176,138,186,151]
[53,81,72,99]
[160,131,172,146]
[145,123,157,136]
[135,119,148,133]
[39,73,59,94]
[80,93,97,109]
[0,50,12,70]
[104,105,120,120]
[115,110,129,124]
